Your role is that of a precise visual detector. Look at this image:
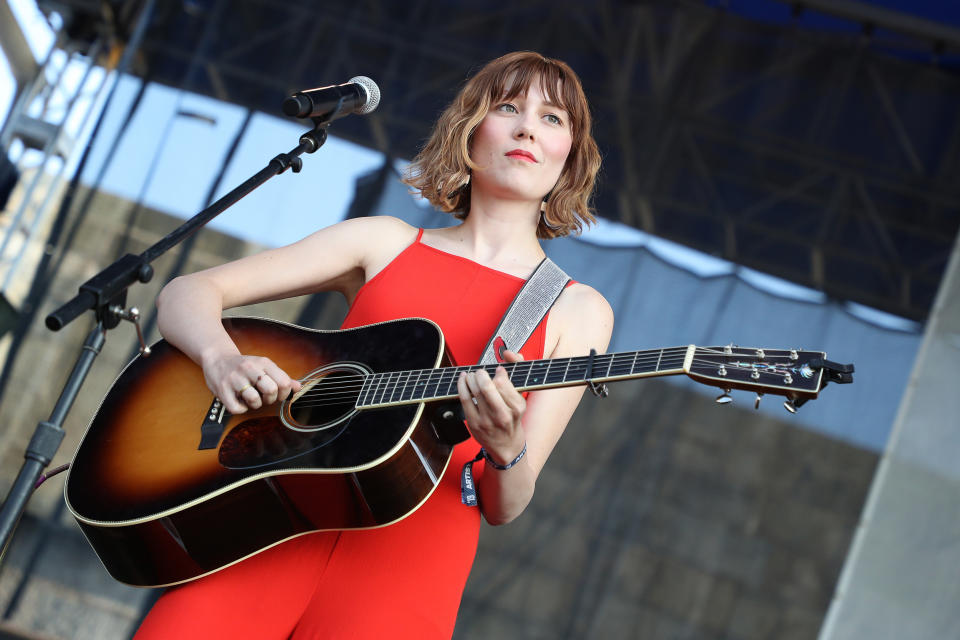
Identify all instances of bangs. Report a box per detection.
[488,59,584,126]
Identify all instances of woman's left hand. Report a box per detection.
[457,350,528,466]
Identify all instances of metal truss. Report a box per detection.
[0,26,112,315]
[26,0,960,321]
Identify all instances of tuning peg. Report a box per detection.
[754,392,763,409]
[716,389,733,404]
[783,398,797,414]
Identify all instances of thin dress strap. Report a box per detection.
[415,228,424,243]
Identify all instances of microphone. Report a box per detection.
[282,76,380,121]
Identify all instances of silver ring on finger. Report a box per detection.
[471,396,479,407]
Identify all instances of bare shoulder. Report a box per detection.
[343,215,419,272]
[305,215,416,253]
[548,282,615,357]
[348,214,416,238]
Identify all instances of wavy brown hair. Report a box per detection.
[402,51,601,239]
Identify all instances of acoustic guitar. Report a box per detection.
[64,317,852,587]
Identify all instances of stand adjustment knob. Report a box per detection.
[110,306,151,357]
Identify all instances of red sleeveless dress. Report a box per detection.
[136,229,549,639]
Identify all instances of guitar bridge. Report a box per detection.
[199,397,230,450]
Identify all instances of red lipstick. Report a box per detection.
[505,149,537,163]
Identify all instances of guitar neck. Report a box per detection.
[356,346,693,409]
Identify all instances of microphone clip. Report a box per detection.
[270,152,303,174]
[310,96,351,127]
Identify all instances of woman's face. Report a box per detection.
[469,80,573,205]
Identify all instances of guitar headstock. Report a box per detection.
[685,346,837,411]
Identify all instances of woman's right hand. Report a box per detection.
[202,353,302,414]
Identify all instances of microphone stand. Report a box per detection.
[0,116,334,556]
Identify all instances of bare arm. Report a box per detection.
[156,216,416,413]
[460,283,614,525]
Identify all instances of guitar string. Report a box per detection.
[288,350,802,393]
[284,357,803,409]
[293,350,689,387]
[288,347,799,392]
[285,353,734,397]
[281,353,804,406]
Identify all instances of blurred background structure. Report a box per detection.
[0,0,957,638]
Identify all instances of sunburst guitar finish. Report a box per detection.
[65,317,455,587]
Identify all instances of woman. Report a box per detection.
[136,51,613,639]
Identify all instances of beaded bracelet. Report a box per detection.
[481,442,527,470]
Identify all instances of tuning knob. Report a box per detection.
[754,392,763,409]
[783,398,797,414]
[716,389,733,404]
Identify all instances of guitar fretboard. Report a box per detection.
[356,346,691,409]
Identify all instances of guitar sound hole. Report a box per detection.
[282,362,369,433]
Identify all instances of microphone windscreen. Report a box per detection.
[350,76,380,114]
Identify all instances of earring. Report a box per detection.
[447,171,471,199]
[540,199,562,231]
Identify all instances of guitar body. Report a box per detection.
[65,317,457,587]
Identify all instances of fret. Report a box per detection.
[452,367,468,396]
[380,371,403,404]
[391,371,410,403]
[365,372,377,406]
[663,349,685,369]
[420,370,434,400]
[424,369,443,399]
[581,354,604,381]
[545,358,568,384]
[603,353,614,378]
[566,356,587,382]
[527,359,550,386]
[527,360,540,387]
[562,357,571,383]
[437,367,457,399]
[397,371,411,402]
[510,361,533,388]
[440,368,455,398]
[405,370,416,401]
[413,369,429,400]
[358,373,373,407]
[655,348,663,372]
[605,354,619,377]
[631,351,643,374]
[373,372,391,406]
[609,352,631,377]
[401,370,422,401]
